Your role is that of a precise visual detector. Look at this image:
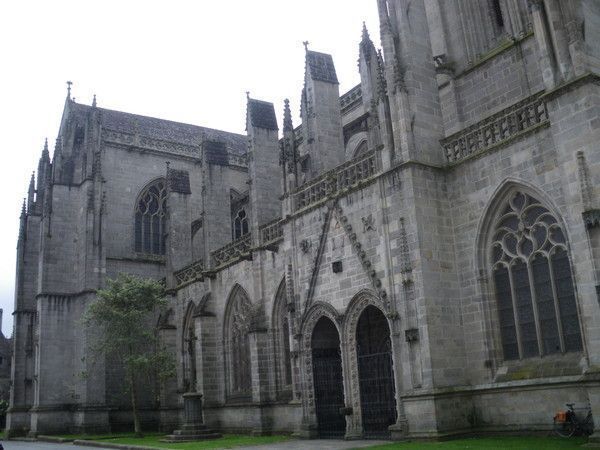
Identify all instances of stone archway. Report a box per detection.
[311,316,345,438]
[356,305,396,437]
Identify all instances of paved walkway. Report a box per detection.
[3,442,102,450]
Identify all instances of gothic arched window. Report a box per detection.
[134,179,167,255]
[224,287,252,399]
[490,191,582,360]
[273,280,292,398]
[233,208,249,240]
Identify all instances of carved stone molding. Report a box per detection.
[342,291,388,434]
[299,303,341,423]
[334,205,387,301]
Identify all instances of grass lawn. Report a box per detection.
[46,433,588,449]
[81,433,291,449]
[54,431,160,440]
[362,436,589,450]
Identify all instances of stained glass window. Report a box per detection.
[225,288,252,398]
[490,191,582,360]
[233,209,249,240]
[135,179,167,255]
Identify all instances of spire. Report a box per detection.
[27,172,35,211]
[20,198,26,218]
[41,138,50,161]
[282,99,297,185]
[283,98,293,132]
[303,40,309,53]
[361,21,370,42]
[66,81,73,99]
[360,22,375,62]
[92,94,97,108]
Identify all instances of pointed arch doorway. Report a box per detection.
[356,305,396,438]
[311,316,346,438]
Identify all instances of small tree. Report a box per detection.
[83,273,175,437]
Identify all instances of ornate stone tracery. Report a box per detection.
[134,178,167,255]
[489,190,582,359]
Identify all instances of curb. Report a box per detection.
[37,435,75,443]
[73,440,163,450]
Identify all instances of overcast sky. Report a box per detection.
[0,1,380,335]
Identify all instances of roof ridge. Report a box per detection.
[72,102,246,138]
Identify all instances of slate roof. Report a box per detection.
[167,169,191,194]
[247,99,278,131]
[306,51,339,84]
[203,140,229,166]
[70,102,247,156]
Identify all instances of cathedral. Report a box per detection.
[8,0,600,441]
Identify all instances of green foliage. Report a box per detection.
[84,274,174,377]
[83,273,175,435]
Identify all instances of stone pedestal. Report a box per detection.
[162,393,221,442]
[389,415,409,441]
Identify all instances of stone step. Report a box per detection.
[162,431,222,442]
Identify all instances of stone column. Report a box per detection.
[164,393,221,442]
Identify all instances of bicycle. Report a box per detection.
[553,403,594,437]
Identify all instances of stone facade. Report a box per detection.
[8,0,600,441]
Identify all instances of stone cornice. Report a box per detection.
[540,72,600,102]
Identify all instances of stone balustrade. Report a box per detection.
[173,259,204,287]
[441,93,549,164]
[340,84,362,113]
[211,234,252,267]
[294,150,377,211]
[260,218,283,246]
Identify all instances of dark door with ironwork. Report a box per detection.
[357,305,397,438]
[312,317,346,438]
